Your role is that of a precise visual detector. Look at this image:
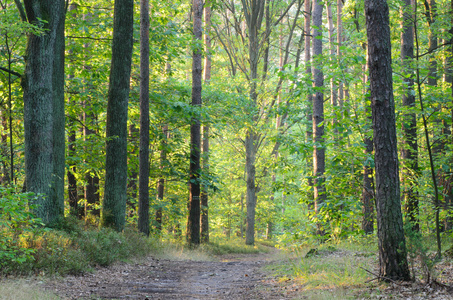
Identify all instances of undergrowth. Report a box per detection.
[201,237,270,255]
[0,215,160,276]
[268,235,378,297]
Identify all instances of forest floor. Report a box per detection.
[41,246,296,299]
[4,244,453,299]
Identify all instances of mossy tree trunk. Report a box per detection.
[101,0,134,232]
[23,0,66,225]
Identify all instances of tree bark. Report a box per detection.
[365,0,410,281]
[23,0,66,224]
[138,0,150,236]
[187,0,203,245]
[101,0,134,231]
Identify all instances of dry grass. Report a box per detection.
[0,279,61,300]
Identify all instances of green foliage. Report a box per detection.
[0,186,42,268]
[1,216,157,276]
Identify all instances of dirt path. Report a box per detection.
[44,250,292,299]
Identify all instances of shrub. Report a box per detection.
[0,186,42,270]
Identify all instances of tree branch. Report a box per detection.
[0,66,22,78]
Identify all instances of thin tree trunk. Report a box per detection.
[128,125,139,201]
[1,111,10,184]
[243,0,265,246]
[312,0,326,233]
[414,2,442,258]
[337,0,344,107]
[365,0,410,281]
[326,4,337,109]
[138,0,150,236]
[187,0,203,245]
[304,0,314,209]
[401,0,419,231]
[83,12,100,218]
[200,1,212,244]
[102,0,134,231]
[156,125,168,232]
[67,3,79,218]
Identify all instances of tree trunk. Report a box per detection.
[0,111,9,184]
[365,0,410,281]
[200,1,212,244]
[187,0,203,245]
[156,125,168,232]
[401,0,419,231]
[304,0,314,207]
[337,0,344,108]
[102,0,134,231]
[245,131,257,245]
[312,0,326,233]
[138,0,150,236]
[83,12,100,218]
[23,0,66,225]
[243,0,265,246]
[67,3,78,219]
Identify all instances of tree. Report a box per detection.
[312,0,325,233]
[401,0,419,231]
[200,0,212,243]
[22,0,66,224]
[365,0,410,280]
[101,0,134,231]
[138,0,150,236]
[187,0,204,245]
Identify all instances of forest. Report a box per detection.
[1,0,453,298]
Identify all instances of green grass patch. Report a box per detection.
[200,237,270,256]
[0,280,61,300]
[268,236,378,297]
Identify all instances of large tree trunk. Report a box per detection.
[138,0,150,236]
[101,0,134,231]
[312,0,325,233]
[23,0,66,224]
[365,0,410,281]
[187,0,203,245]
[401,0,419,231]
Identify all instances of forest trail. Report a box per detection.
[44,248,294,299]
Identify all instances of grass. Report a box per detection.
[268,236,378,298]
[201,237,271,256]
[0,280,61,300]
